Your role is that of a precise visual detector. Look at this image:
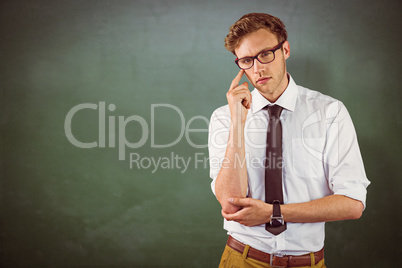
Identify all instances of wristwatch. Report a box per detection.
[270,200,285,227]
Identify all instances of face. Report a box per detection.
[234,28,290,102]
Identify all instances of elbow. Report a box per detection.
[222,202,241,215]
[214,182,247,215]
[349,201,364,220]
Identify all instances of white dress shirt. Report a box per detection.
[208,74,370,255]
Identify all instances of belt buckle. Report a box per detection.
[270,252,287,268]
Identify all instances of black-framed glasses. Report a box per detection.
[235,41,285,70]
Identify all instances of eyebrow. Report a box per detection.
[239,44,280,59]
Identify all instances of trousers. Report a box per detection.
[218,245,327,268]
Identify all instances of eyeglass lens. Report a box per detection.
[237,51,275,70]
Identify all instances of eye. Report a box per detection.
[260,51,272,58]
[240,58,253,64]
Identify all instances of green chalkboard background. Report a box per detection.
[1,0,401,267]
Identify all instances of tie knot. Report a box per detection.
[267,105,283,119]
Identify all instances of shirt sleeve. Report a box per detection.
[324,101,370,209]
[208,106,231,196]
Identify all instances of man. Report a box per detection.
[208,13,370,268]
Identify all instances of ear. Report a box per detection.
[283,41,290,60]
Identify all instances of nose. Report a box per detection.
[253,58,264,74]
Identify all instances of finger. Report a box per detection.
[240,84,252,108]
[228,197,250,207]
[221,209,232,220]
[230,69,245,90]
[230,80,248,90]
[242,99,251,110]
[232,82,252,108]
[229,82,250,100]
[240,81,249,91]
[221,209,228,219]
[227,93,249,109]
[221,209,240,221]
[228,89,249,101]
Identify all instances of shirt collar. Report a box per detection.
[250,74,298,114]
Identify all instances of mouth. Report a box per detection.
[256,77,271,85]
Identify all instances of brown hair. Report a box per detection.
[224,13,288,55]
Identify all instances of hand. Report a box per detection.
[221,198,272,227]
[226,70,252,125]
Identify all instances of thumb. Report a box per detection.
[228,197,249,207]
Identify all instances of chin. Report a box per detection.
[257,85,273,94]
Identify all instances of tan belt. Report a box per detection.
[227,235,324,267]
